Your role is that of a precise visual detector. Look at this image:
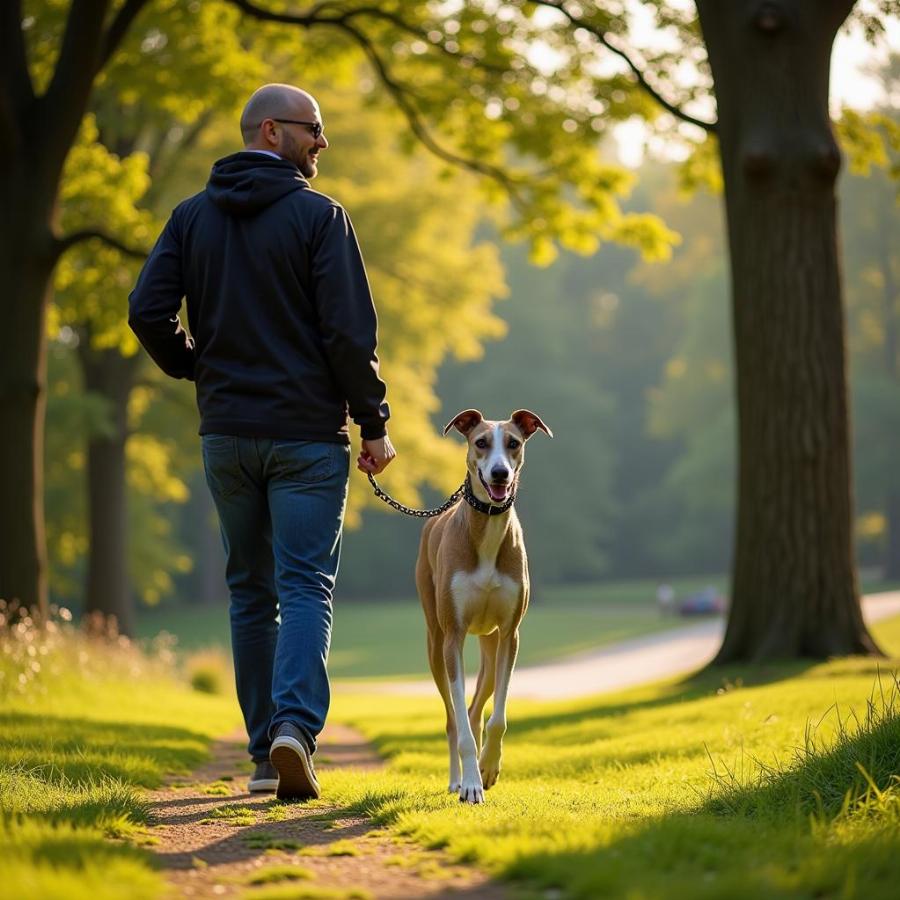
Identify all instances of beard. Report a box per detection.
[281,130,318,178]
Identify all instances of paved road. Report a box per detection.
[347,592,900,700]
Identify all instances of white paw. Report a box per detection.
[458,778,485,804]
[448,781,461,793]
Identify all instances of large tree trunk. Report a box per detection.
[0,0,126,621]
[696,0,882,660]
[0,172,53,617]
[77,343,140,634]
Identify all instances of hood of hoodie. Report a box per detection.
[206,152,308,216]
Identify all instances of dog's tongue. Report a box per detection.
[488,483,509,502]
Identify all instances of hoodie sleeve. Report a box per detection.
[311,205,390,440]
[128,210,195,381]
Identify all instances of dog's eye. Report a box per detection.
[508,439,520,450]
[474,438,488,449]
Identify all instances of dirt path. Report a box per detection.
[146,722,509,899]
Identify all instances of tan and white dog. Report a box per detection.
[415,408,552,804]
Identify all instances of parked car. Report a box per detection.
[677,586,727,617]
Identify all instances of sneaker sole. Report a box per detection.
[248,777,278,792]
[271,735,320,801]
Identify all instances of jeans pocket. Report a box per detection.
[271,441,339,485]
[202,435,245,498]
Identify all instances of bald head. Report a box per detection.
[240,84,317,144]
[240,83,328,178]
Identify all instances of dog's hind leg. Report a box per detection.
[426,626,461,793]
[479,627,520,790]
[468,630,499,759]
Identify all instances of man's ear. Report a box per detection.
[443,409,484,436]
[510,409,553,439]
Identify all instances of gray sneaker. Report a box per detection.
[248,760,278,793]
[270,722,320,801]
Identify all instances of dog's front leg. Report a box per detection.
[443,632,484,804]
[480,628,519,790]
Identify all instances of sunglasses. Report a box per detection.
[270,118,324,139]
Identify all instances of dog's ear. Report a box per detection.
[443,409,484,437]
[510,409,553,439]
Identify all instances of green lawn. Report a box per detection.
[136,576,898,680]
[320,613,900,899]
[10,594,900,899]
[136,576,735,679]
[0,613,240,899]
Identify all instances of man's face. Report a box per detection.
[276,101,327,178]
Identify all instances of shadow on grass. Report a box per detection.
[0,710,214,786]
[498,672,900,900]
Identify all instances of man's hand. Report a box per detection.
[357,434,396,475]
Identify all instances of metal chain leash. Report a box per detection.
[367,472,465,518]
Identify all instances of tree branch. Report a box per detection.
[336,21,530,213]
[2,0,35,111]
[226,0,332,27]
[53,229,148,263]
[99,0,154,70]
[35,0,112,191]
[337,5,510,75]
[529,0,717,134]
[226,0,530,213]
[42,0,109,109]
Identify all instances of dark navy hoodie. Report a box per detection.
[128,151,390,442]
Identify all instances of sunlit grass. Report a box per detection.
[5,599,900,899]
[0,602,239,899]
[320,615,900,898]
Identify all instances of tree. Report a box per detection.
[4,1,896,662]
[46,1,264,630]
[3,0,669,615]
[230,0,895,659]
[693,2,886,660]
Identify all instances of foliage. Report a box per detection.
[32,2,900,609]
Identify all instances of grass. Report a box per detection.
[136,577,900,680]
[0,603,239,900]
[6,592,900,899]
[245,864,314,884]
[314,613,900,899]
[137,576,737,679]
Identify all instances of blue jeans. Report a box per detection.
[201,435,350,761]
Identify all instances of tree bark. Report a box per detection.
[696,0,882,660]
[0,171,53,615]
[0,0,118,619]
[77,344,140,635]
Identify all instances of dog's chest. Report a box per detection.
[449,518,520,634]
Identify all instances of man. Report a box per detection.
[129,83,395,801]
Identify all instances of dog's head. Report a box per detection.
[442,409,552,505]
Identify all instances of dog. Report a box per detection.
[415,408,552,803]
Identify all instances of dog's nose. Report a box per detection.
[491,466,509,482]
